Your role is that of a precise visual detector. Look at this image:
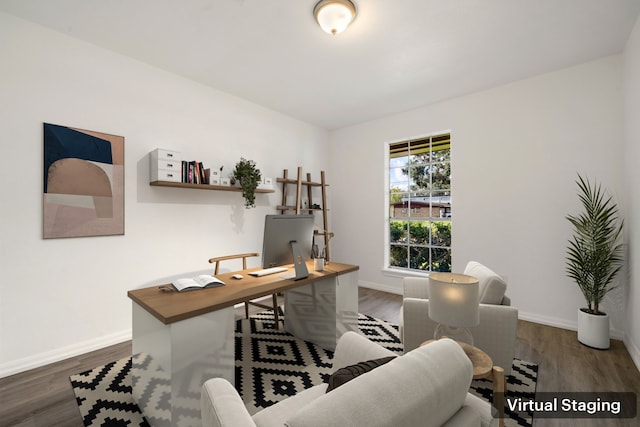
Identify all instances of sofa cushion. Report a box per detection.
[326,356,396,392]
[285,339,473,427]
[464,261,507,305]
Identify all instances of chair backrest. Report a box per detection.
[403,262,508,305]
[208,253,259,275]
[463,261,507,305]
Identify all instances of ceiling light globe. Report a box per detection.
[314,0,356,35]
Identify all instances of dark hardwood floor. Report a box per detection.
[0,288,638,426]
[515,320,640,427]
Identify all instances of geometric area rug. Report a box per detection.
[70,311,537,427]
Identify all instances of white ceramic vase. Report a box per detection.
[577,308,610,350]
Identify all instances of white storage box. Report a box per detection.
[150,149,181,182]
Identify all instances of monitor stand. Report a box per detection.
[280,240,309,280]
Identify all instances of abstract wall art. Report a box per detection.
[43,123,124,238]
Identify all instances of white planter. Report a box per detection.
[577,309,610,349]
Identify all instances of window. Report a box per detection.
[387,133,451,272]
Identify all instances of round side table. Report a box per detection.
[456,341,493,378]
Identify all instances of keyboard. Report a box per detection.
[248,267,289,277]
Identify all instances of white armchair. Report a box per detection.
[400,261,518,375]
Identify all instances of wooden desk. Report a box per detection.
[128,261,358,324]
[128,261,359,427]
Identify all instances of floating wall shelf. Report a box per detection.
[150,181,275,193]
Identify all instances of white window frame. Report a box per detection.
[383,131,452,276]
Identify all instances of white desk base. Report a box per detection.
[131,304,235,427]
[284,271,359,351]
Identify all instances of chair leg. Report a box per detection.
[272,294,280,330]
[244,301,249,319]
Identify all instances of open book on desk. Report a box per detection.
[171,275,225,292]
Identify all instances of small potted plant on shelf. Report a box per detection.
[232,157,262,208]
[565,174,624,349]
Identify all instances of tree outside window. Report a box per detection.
[388,134,451,272]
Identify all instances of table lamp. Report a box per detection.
[428,272,480,345]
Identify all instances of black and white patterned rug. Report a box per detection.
[70,312,537,427]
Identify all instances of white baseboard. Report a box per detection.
[0,329,132,379]
[518,310,578,331]
[518,310,625,340]
[623,335,640,372]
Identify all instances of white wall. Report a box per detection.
[0,12,329,377]
[329,55,626,337]
[623,16,640,369]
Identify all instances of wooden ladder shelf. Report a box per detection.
[277,167,331,261]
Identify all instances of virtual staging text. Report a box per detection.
[499,392,636,419]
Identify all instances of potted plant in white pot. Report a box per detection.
[565,174,624,349]
[232,157,262,209]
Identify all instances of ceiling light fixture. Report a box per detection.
[313,0,357,35]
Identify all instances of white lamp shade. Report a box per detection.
[314,0,356,35]
[428,273,480,327]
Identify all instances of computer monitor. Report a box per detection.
[261,214,315,275]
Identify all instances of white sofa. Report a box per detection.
[400,261,518,375]
[201,331,496,427]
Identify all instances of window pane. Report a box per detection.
[390,220,408,243]
[389,167,411,191]
[408,154,429,167]
[389,245,408,268]
[409,246,430,270]
[405,162,431,191]
[431,248,451,272]
[430,191,452,219]
[389,190,407,219]
[409,220,430,245]
[431,221,452,247]
[389,155,409,168]
[431,163,450,191]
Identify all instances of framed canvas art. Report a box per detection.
[43,123,124,238]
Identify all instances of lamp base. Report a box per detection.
[434,324,474,346]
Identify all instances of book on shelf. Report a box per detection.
[171,275,225,292]
[191,161,199,184]
[198,162,206,183]
[181,160,209,184]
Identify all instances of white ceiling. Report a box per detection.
[2,0,639,130]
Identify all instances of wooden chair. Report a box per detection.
[208,253,282,329]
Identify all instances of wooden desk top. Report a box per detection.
[128,261,359,325]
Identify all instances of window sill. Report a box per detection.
[381,267,431,279]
